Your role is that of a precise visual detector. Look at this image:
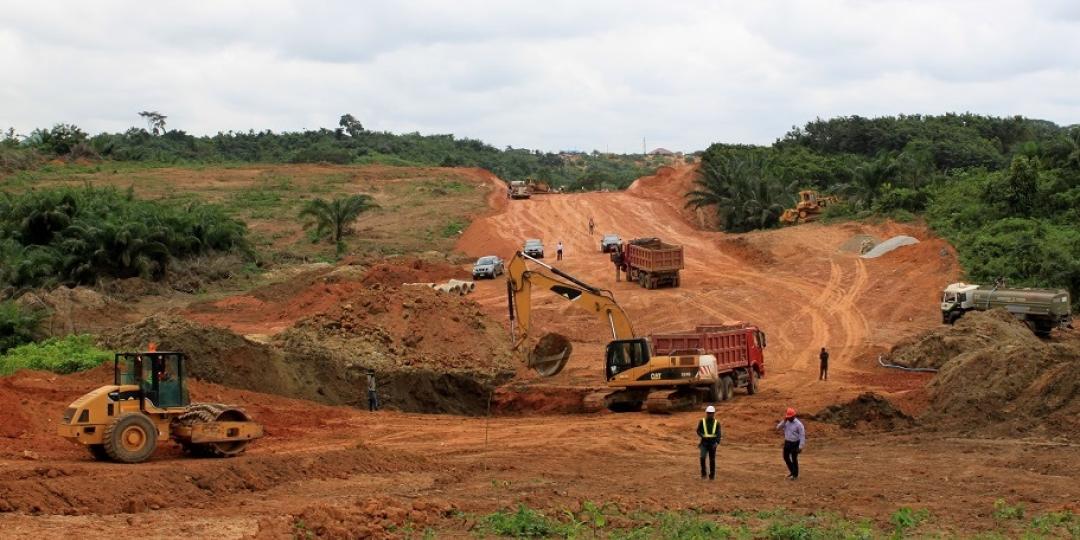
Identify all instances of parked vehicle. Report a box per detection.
[623,237,684,289]
[941,282,1072,337]
[600,234,622,253]
[472,256,504,279]
[523,239,545,258]
[649,323,767,403]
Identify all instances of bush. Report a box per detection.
[0,301,45,354]
[0,334,111,376]
[0,186,250,293]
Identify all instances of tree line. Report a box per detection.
[1,114,657,191]
[687,113,1080,307]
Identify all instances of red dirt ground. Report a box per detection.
[1,164,1077,538]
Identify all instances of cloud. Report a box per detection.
[1,0,1078,152]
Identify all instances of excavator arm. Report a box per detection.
[506,251,636,376]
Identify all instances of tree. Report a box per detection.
[138,111,168,135]
[338,114,364,137]
[1002,155,1039,217]
[298,194,378,255]
[686,152,794,232]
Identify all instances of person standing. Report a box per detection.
[588,217,595,235]
[367,371,379,411]
[611,247,624,282]
[556,241,564,261]
[819,347,829,381]
[697,405,721,480]
[775,407,805,480]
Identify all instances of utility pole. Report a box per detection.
[642,136,646,156]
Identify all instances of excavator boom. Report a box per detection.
[506,251,636,376]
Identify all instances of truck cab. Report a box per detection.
[941,282,979,322]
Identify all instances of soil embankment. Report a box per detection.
[888,309,1080,439]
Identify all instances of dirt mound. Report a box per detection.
[360,257,470,288]
[255,496,458,539]
[97,315,308,396]
[0,383,32,438]
[839,234,880,253]
[886,309,1034,369]
[276,286,515,414]
[891,310,1080,439]
[811,392,915,430]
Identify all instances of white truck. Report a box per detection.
[941,282,1072,337]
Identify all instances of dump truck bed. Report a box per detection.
[624,239,684,272]
[650,323,764,374]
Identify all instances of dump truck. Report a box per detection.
[506,252,766,413]
[58,350,263,463]
[650,323,767,402]
[509,180,531,199]
[941,282,1072,337]
[623,237,684,289]
[780,190,839,225]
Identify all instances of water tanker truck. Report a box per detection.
[941,282,1072,337]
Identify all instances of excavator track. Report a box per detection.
[645,388,702,414]
[174,403,254,458]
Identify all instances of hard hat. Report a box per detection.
[705,405,716,413]
[785,407,796,419]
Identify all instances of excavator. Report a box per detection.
[506,251,724,413]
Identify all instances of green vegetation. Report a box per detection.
[3,116,660,191]
[0,185,249,298]
[298,194,379,256]
[0,301,44,354]
[0,334,111,376]
[691,114,1080,307]
[470,502,1076,539]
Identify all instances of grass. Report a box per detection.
[469,502,1077,539]
[0,334,111,376]
[2,162,492,261]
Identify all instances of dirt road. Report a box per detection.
[3,164,1077,538]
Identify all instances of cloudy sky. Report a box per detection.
[2,0,1078,152]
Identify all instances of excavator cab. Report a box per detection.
[115,352,190,409]
[604,338,651,380]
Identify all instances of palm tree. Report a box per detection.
[137,111,167,135]
[298,194,379,255]
[838,153,899,208]
[686,153,795,232]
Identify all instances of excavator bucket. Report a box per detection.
[528,333,573,376]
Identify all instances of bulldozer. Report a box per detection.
[780,190,839,225]
[57,349,264,463]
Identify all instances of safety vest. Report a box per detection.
[700,418,718,438]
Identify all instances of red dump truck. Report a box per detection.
[650,323,766,401]
[623,237,684,289]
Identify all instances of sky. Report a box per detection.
[2,0,1079,153]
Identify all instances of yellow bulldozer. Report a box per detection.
[57,349,263,463]
[780,190,839,225]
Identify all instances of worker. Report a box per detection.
[556,241,564,261]
[588,217,595,235]
[611,246,624,282]
[697,405,721,480]
[775,407,805,480]
[367,371,379,411]
[819,347,829,381]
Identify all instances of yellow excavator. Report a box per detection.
[57,350,263,463]
[506,252,725,412]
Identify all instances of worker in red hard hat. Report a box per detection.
[775,407,805,480]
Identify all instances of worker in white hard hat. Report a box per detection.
[697,405,722,480]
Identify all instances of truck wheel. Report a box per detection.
[746,372,758,395]
[708,380,721,402]
[103,413,158,464]
[720,376,734,401]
